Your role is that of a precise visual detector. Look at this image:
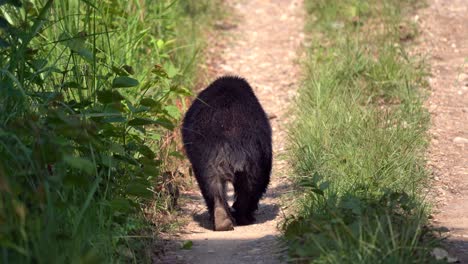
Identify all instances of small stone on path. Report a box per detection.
[453,137,468,144]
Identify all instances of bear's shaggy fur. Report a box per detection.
[181,76,272,231]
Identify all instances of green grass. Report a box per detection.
[283,0,440,263]
[0,0,219,263]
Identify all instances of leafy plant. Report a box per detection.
[0,0,217,262]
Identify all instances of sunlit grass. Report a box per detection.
[283,0,438,263]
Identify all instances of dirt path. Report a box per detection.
[415,0,468,262]
[159,1,304,263]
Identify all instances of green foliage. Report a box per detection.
[284,0,440,263]
[0,0,217,262]
[181,240,193,250]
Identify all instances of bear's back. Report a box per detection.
[183,76,270,141]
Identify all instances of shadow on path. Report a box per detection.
[156,234,287,264]
[192,202,280,231]
[184,181,290,231]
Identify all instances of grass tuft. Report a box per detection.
[283,0,439,263]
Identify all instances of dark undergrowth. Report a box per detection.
[283,0,445,263]
[0,0,220,263]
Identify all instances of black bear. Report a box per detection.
[181,76,272,231]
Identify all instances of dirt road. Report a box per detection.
[415,0,468,262]
[159,0,304,263]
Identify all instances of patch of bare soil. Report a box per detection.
[156,0,304,263]
[414,0,468,262]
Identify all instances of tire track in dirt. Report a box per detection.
[160,1,304,263]
[415,0,468,262]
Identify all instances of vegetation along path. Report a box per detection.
[415,0,468,262]
[163,0,304,263]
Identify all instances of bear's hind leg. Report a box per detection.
[232,173,261,226]
[213,197,233,231]
[210,178,233,231]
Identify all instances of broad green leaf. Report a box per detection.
[140,97,160,108]
[311,188,324,196]
[99,153,115,168]
[148,133,161,141]
[347,6,358,17]
[129,125,146,134]
[64,173,92,187]
[0,0,22,7]
[341,197,362,215]
[63,155,94,175]
[131,105,151,114]
[142,164,160,177]
[59,32,93,61]
[319,181,329,191]
[97,90,125,104]
[128,118,156,126]
[181,240,193,250]
[109,197,134,213]
[0,37,8,48]
[125,141,138,152]
[0,16,10,29]
[100,124,121,137]
[76,47,93,62]
[170,86,192,96]
[125,183,152,198]
[164,62,179,78]
[156,39,164,49]
[112,76,139,88]
[154,117,175,130]
[138,156,162,167]
[31,59,47,71]
[104,102,126,113]
[126,101,137,113]
[109,142,125,154]
[113,154,139,166]
[102,116,126,123]
[164,105,181,119]
[138,144,156,159]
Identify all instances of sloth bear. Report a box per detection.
[181,76,272,231]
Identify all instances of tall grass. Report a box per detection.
[0,0,218,262]
[283,0,439,263]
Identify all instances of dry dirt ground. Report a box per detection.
[415,0,468,262]
[157,0,304,263]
